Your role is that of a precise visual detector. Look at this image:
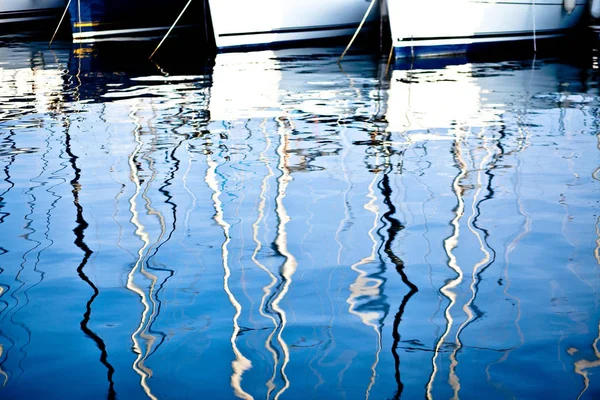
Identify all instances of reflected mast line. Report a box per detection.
[0,131,16,225]
[483,90,537,384]
[570,201,600,398]
[271,116,298,400]
[0,345,7,386]
[330,126,354,390]
[0,131,17,333]
[204,149,253,400]
[571,139,600,400]
[412,144,445,347]
[233,124,254,326]
[346,169,382,400]
[426,140,467,400]
[134,115,169,384]
[126,103,158,400]
[559,155,600,396]
[596,216,600,272]
[252,119,280,399]
[448,135,495,397]
[377,119,419,398]
[13,124,65,381]
[574,321,600,400]
[335,121,354,266]
[181,141,197,244]
[378,164,418,399]
[6,140,46,379]
[593,127,599,182]
[65,119,116,399]
[144,130,191,359]
[0,131,16,352]
[135,141,164,377]
[485,153,528,391]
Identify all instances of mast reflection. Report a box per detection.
[126,101,159,400]
[65,117,116,398]
[270,116,297,400]
[252,121,279,399]
[378,164,418,399]
[346,168,382,400]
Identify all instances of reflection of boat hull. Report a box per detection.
[207,0,379,50]
[0,0,64,27]
[387,0,587,58]
[68,0,206,43]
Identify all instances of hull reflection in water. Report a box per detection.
[0,41,599,399]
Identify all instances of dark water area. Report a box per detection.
[0,32,600,399]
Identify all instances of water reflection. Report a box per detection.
[0,44,70,389]
[0,38,599,399]
[345,166,382,400]
[65,116,117,399]
[126,99,160,400]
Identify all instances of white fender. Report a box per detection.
[563,0,576,14]
[592,0,600,18]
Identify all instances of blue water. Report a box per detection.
[0,37,599,399]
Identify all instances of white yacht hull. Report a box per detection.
[0,0,64,26]
[207,0,379,50]
[386,0,587,58]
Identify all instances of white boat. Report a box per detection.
[207,0,379,50]
[386,0,587,58]
[0,0,64,27]
[590,0,600,30]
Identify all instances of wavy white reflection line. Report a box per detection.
[592,128,599,182]
[182,142,197,245]
[449,137,495,397]
[574,322,600,400]
[572,160,600,400]
[426,141,467,400]
[501,156,526,341]
[334,72,361,267]
[330,124,355,396]
[252,121,279,399]
[0,344,7,387]
[336,133,353,266]
[137,145,167,380]
[595,130,599,297]
[596,216,600,268]
[559,148,599,300]
[272,118,297,400]
[205,154,253,400]
[235,166,254,323]
[346,171,382,400]
[126,105,158,400]
[485,154,528,389]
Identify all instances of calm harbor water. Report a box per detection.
[0,36,599,399]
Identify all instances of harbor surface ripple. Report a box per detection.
[0,38,599,400]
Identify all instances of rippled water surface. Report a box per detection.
[1,37,599,399]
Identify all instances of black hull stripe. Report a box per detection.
[398,28,571,42]
[0,8,60,17]
[219,23,364,37]
[468,1,586,4]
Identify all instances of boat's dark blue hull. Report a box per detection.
[68,0,209,42]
